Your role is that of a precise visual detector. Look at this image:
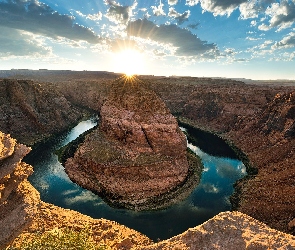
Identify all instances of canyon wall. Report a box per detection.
[145,77,295,235]
[0,79,87,146]
[53,74,295,234]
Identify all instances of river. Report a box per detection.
[26,117,246,241]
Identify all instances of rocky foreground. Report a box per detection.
[1,131,295,249]
[65,77,201,210]
[0,131,152,249]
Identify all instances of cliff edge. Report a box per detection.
[0,131,40,248]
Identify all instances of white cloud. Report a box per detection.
[260,40,273,48]
[127,19,218,58]
[246,36,261,41]
[200,0,247,17]
[273,32,295,49]
[260,1,295,31]
[168,0,178,5]
[87,12,103,21]
[151,0,166,16]
[186,0,199,6]
[64,190,103,206]
[0,27,51,58]
[0,0,101,44]
[258,23,271,31]
[239,0,259,19]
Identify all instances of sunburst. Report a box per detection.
[116,74,142,86]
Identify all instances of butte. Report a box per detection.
[64,76,202,210]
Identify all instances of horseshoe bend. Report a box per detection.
[1,71,295,249]
[64,77,202,210]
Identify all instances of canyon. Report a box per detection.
[64,77,201,210]
[1,130,295,249]
[1,70,295,248]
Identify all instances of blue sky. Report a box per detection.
[0,0,295,79]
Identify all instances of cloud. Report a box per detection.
[216,164,242,180]
[151,0,166,16]
[259,1,295,31]
[0,0,101,44]
[168,7,190,24]
[239,0,259,19]
[87,12,103,21]
[239,0,277,19]
[127,19,218,57]
[186,0,199,6]
[63,190,103,206]
[105,0,137,25]
[168,0,178,5]
[201,183,220,193]
[200,0,248,16]
[0,27,51,57]
[273,32,295,49]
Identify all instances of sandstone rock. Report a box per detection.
[137,211,295,250]
[0,133,16,160]
[0,131,40,248]
[65,78,198,210]
[9,201,152,250]
[0,79,86,146]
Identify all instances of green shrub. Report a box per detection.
[7,226,107,250]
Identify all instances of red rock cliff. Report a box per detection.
[65,78,193,210]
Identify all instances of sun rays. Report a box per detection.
[115,73,143,86]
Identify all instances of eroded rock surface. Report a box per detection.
[65,79,198,210]
[0,131,40,248]
[137,211,295,250]
[0,79,86,145]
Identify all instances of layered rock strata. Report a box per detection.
[0,79,86,146]
[0,131,40,248]
[65,79,198,210]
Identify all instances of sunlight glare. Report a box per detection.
[113,49,144,76]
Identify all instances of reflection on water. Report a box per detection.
[27,119,246,241]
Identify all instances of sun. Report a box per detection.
[113,49,144,76]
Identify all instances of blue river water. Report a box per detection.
[26,118,246,241]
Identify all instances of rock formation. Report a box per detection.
[0,79,87,146]
[0,131,40,248]
[65,77,201,210]
[137,211,295,249]
[0,131,152,249]
[141,77,295,235]
[1,71,295,240]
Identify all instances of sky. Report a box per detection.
[0,0,295,80]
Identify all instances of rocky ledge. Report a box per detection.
[138,211,295,249]
[65,77,202,210]
[0,131,40,248]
